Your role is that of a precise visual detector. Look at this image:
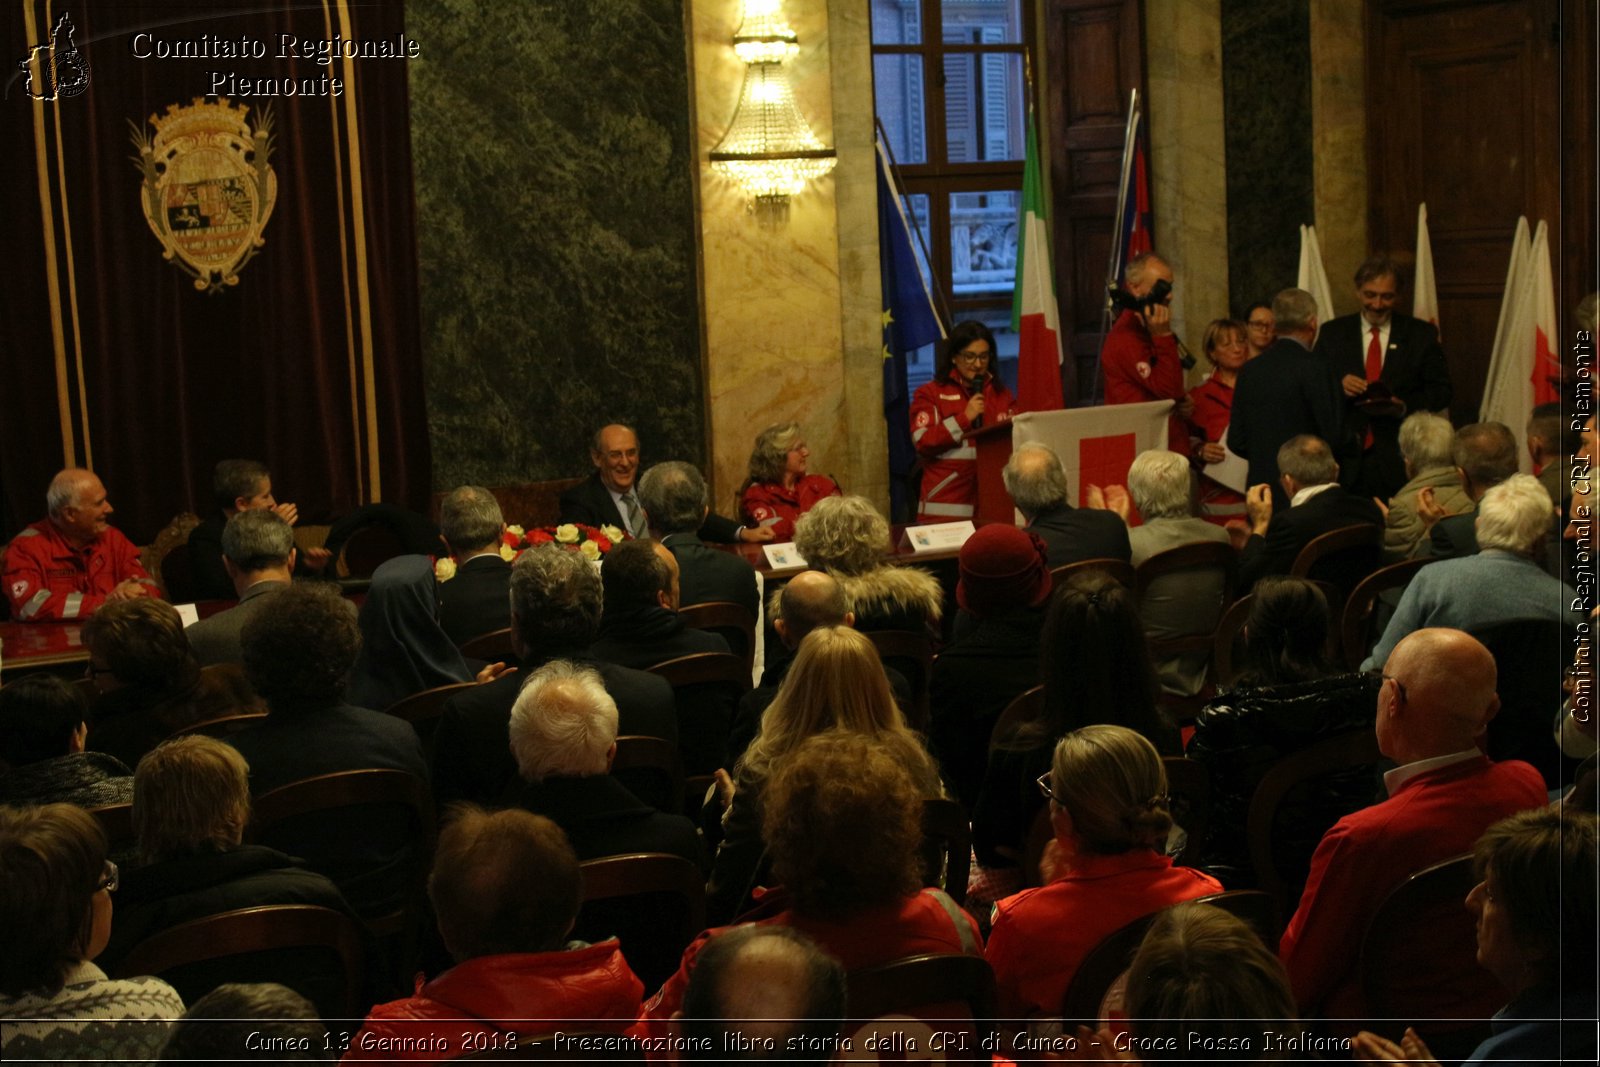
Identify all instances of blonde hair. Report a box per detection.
[793,496,889,575]
[133,736,252,863]
[747,422,804,486]
[738,626,934,790]
[1049,724,1172,854]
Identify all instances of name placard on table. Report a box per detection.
[897,521,976,554]
[761,543,809,570]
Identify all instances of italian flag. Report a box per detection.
[1012,112,1065,412]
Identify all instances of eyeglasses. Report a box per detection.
[1368,669,1408,704]
[953,349,991,365]
[1246,320,1274,331]
[1035,771,1056,801]
[97,859,119,893]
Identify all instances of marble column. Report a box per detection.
[1309,0,1367,317]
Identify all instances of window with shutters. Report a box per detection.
[871,0,1032,391]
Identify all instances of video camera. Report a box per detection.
[1108,277,1173,315]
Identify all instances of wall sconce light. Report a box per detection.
[709,0,836,211]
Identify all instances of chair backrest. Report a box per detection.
[1134,540,1237,603]
[1288,523,1382,615]
[166,711,270,740]
[160,541,198,604]
[458,627,517,662]
[1161,756,1211,868]
[1245,729,1381,918]
[863,630,934,732]
[1050,558,1136,589]
[1060,909,1162,1028]
[920,798,972,906]
[338,523,407,579]
[1191,888,1281,945]
[1211,594,1254,689]
[382,681,476,755]
[1339,556,1435,670]
[1472,618,1576,787]
[678,601,758,681]
[113,904,366,1018]
[609,734,686,815]
[87,803,136,858]
[647,651,751,692]
[577,852,707,992]
[646,652,749,776]
[988,685,1044,751]
[1360,853,1481,1022]
[847,953,997,1051]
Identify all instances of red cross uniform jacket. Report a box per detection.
[2,520,153,621]
[741,475,841,542]
[910,374,1013,523]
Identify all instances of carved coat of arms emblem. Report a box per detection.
[130,97,276,293]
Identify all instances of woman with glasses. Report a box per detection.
[909,320,1014,524]
[1187,317,1252,524]
[1243,301,1277,358]
[984,725,1221,1032]
[738,422,841,542]
[0,803,184,1060]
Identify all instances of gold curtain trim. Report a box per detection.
[336,0,381,503]
[321,0,364,499]
[46,0,91,471]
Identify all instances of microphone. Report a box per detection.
[968,372,988,429]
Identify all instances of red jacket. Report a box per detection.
[985,850,1222,1022]
[742,475,841,541]
[1101,310,1190,456]
[910,374,1013,522]
[2,520,153,621]
[342,941,643,1062]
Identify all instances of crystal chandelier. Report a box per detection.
[709,0,836,207]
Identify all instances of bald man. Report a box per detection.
[2,469,157,621]
[1280,628,1547,1026]
[679,926,845,1064]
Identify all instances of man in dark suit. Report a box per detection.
[431,544,677,807]
[184,509,293,667]
[559,423,770,545]
[435,485,513,646]
[638,461,758,618]
[1229,288,1346,509]
[1232,434,1383,590]
[184,459,332,601]
[1002,443,1130,567]
[1313,255,1453,501]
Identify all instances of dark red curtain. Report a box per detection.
[1,1,429,543]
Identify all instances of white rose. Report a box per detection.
[554,524,580,544]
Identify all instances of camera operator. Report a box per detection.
[1101,252,1193,455]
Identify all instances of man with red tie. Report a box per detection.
[1313,255,1453,501]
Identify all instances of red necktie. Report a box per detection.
[1363,327,1381,450]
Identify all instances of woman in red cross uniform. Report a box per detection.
[909,321,1013,524]
[1187,318,1251,525]
[739,422,841,542]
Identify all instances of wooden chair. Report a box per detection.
[610,734,686,816]
[1050,557,1136,588]
[987,685,1044,750]
[458,627,516,662]
[921,798,972,906]
[678,601,758,681]
[577,852,707,991]
[338,523,407,579]
[1136,541,1238,719]
[383,681,476,756]
[159,541,198,604]
[1288,523,1382,617]
[864,629,934,732]
[1339,557,1435,670]
[1161,756,1211,868]
[1245,729,1382,920]
[1195,888,1280,943]
[647,652,749,777]
[113,904,366,1018]
[1210,594,1253,689]
[1134,540,1237,603]
[167,711,270,739]
[87,803,136,858]
[847,954,997,1062]
[143,511,201,601]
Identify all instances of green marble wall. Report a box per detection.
[409,0,704,489]
[1221,0,1314,315]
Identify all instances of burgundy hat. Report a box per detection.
[957,524,1052,619]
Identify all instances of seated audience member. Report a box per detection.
[1353,807,1599,1066]
[1413,421,1519,559]
[1186,318,1252,523]
[433,485,511,646]
[1526,401,1576,513]
[1114,449,1232,696]
[1002,443,1131,567]
[1280,629,1547,1023]
[708,626,941,925]
[644,734,981,1028]
[83,598,252,768]
[183,509,295,667]
[679,926,847,1064]
[1363,474,1582,671]
[590,538,732,773]
[0,804,184,1062]
[229,581,428,916]
[347,555,475,711]
[929,524,1051,808]
[160,983,328,1062]
[640,461,760,621]
[1106,902,1302,1058]
[98,736,351,978]
[346,806,644,1060]
[788,496,943,633]
[432,545,676,807]
[1187,577,1379,889]
[973,570,1177,894]
[737,422,842,543]
[3,468,158,621]
[1232,433,1384,589]
[185,459,331,602]
[508,660,701,865]
[1382,412,1471,560]
[0,675,131,809]
[560,422,769,543]
[986,725,1221,1029]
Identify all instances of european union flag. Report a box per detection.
[877,140,944,520]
